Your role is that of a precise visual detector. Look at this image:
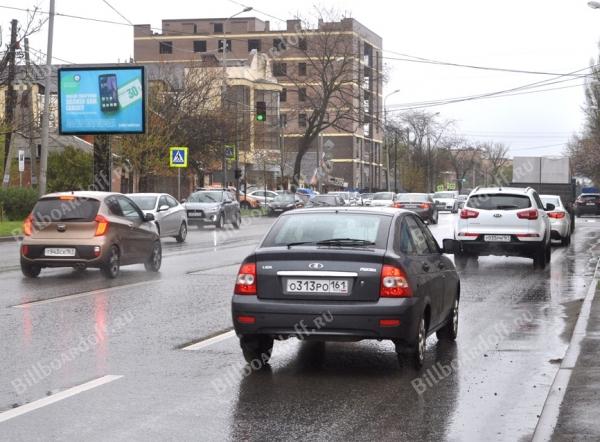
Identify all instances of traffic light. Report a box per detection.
[234,169,242,179]
[256,101,266,122]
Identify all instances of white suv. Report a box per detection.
[453,187,552,270]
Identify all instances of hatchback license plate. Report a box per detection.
[187,212,203,217]
[484,235,511,242]
[45,248,76,257]
[286,279,349,294]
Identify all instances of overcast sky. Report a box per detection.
[2,0,600,157]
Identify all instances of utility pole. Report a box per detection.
[2,19,18,186]
[24,38,37,187]
[393,131,398,193]
[38,0,56,196]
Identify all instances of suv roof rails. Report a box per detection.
[524,186,533,193]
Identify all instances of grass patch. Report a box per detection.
[0,220,22,237]
[241,207,267,217]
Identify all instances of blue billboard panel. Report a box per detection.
[58,66,145,134]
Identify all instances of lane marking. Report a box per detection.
[11,279,159,308]
[0,375,122,424]
[532,258,600,441]
[181,330,236,351]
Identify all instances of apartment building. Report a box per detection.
[134,16,383,190]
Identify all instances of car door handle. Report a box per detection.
[438,261,445,270]
[422,263,430,272]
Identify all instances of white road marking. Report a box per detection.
[12,280,159,308]
[0,375,122,424]
[182,330,236,351]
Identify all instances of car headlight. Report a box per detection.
[207,206,219,213]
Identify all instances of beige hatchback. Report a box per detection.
[20,191,161,278]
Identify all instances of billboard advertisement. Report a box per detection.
[58,66,145,134]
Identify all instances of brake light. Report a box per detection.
[236,315,256,324]
[235,262,257,295]
[460,209,479,219]
[459,232,479,237]
[59,195,75,201]
[379,319,401,327]
[517,209,538,220]
[22,214,33,236]
[548,212,565,219]
[393,202,404,208]
[21,245,29,256]
[419,203,430,209]
[94,215,109,236]
[380,265,412,298]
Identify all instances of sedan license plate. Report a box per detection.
[187,212,203,218]
[286,279,349,295]
[45,248,76,257]
[587,202,595,206]
[484,235,511,242]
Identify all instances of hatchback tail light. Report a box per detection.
[548,211,565,219]
[94,215,109,236]
[235,262,257,295]
[21,245,29,256]
[22,214,33,236]
[460,209,479,219]
[517,209,538,220]
[380,265,412,298]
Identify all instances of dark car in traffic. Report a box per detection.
[184,190,241,229]
[231,207,460,368]
[575,193,600,217]
[267,193,304,216]
[393,193,438,224]
[20,192,161,279]
[305,194,345,207]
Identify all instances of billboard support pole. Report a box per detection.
[93,134,111,191]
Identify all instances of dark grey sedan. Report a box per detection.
[231,207,460,369]
[394,193,438,224]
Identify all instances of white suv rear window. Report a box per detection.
[467,194,531,210]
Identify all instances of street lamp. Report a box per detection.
[384,89,401,191]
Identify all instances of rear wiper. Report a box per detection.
[286,241,316,249]
[316,238,376,247]
[59,217,90,221]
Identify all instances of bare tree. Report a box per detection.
[480,142,509,185]
[444,138,480,192]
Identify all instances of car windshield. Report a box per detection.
[188,191,223,203]
[396,193,429,202]
[128,195,157,210]
[262,213,391,247]
[32,197,100,222]
[373,192,394,200]
[273,194,295,202]
[467,194,532,210]
[434,192,455,199]
[541,196,560,207]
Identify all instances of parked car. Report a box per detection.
[231,207,460,368]
[394,193,438,224]
[184,190,241,229]
[574,193,600,217]
[361,193,374,206]
[540,194,572,246]
[327,191,362,206]
[127,193,188,243]
[306,194,345,207]
[20,191,161,279]
[238,193,261,210]
[456,195,468,210]
[453,187,552,270]
[267,193,304,216]
[370,192,396,207]
[433,191,459,213]
[247,190,279,207]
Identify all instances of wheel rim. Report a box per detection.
[152,243,161,268]
[109,248,119,274]
[417,319,425,362]
[452,300,459,335]
[218,216,223,228]
[180,223,187,239]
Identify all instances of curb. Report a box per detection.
[0,236,18,243]
[532,258,600,442]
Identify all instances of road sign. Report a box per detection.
[224,145,235,160]
[447,182,456,190]
[18,150,25,172]
[169,147,188,168]
[436,184,445,192]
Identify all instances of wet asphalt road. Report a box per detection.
[0,213,599,441]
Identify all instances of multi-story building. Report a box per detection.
[134,16,383,190]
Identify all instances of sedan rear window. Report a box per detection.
[580,194,600,201]
[467,194,531,210]
[373,192,395,200]
[262,213,391,248]
[397,193,429,202]
[32,197,100,222]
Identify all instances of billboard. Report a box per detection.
[58,66,145,134]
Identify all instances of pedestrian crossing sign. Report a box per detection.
[169,147,188,168]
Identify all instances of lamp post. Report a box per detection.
[221,6,252,190]
[384,89,401,191]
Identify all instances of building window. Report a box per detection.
[273,38,286,51]
[273,62,287,76]
[298,113,307,128]
[218,39,232,53]
[248,39,261,52]
[193,24,197,34]
[298,38,307,51]
[214,23,223,33]
[193,40,207,53]
[298,88,307,102]
[159,41,173,54]
[298,62,307,76]
[280,88,287,102]
[280,114,287,128]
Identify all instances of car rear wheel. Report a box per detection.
[101,245,120,279]
[436,297,459,341]
[144,241,162,272]
[21,260,41,278]
[239,335,274,365]
[561,233,571,247]
[454,252,468,270]
[240,201,251,210]
[232,212,241,229]
[545,242,552,263]
[175,222,187,243]
[533,244,547,270]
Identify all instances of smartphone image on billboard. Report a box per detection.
[99,74,119,112]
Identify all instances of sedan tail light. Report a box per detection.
[235,262,257,295]
[393,202,405,208]
[380,265,412,298]
[419,203,431,209]
[517,209,538,220]
[460,209,479,219]
[94,215,110,236]
[22,214,33,236]
[548,211,565,219]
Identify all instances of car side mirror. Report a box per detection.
[158,205,169,212]
[442,238,460,254]
[545,203,555,211]
[144,213,155,222]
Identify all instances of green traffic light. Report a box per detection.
[256,115,265,121]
